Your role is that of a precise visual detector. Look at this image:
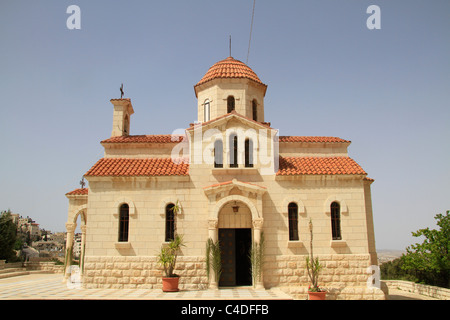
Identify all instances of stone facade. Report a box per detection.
[83,256,207,290]
[65,56,386,299]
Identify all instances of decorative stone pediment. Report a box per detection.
[203,178,266,200]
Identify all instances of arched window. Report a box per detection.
[252,99,257,121]
[165,203,176,242]
[227,96,235,113]
[204,99,210,122]
[288,202,299,241]
[245,138,253,168]
[118,204,129,242]
[123,115,129,135]
[214,139,223,168]
[331,202,341,240]
[229,134,238,168]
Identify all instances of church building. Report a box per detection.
[65,56,386,299]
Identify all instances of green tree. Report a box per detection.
[0,210,18,262]
[401,210,450,288]
[380,257,418,282]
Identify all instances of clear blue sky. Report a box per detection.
[0,1,449,251]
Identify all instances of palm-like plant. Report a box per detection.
[157,234,185,277]
[206,238,222,286]
[249,232,265,288]
[306,219,323,292]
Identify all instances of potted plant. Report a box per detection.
[157,234,185,292]
[306,219,326,300]
[205,238,222,289]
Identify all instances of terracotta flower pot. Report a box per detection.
[308,291,326,300]
[162,277,180,292]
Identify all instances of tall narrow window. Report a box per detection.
[288,203,299,241]
[214,139,223,168]
[245,138,253,168]
[331,202,341,240]
[165,203,176,242]
[252,99,257,121]
[227,96,235,113]
[229,134,238,168]
[118,204,129,242]
[204,99,210,122]
[123,115,129,135]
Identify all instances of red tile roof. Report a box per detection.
[65,188,88,196]
[195,57,267,94]
[277,156,367,176]
[110,98,131,102]
[101,134,348,144]
[84,158,189,177]
[279,136,350,143]
[101,135,185,144]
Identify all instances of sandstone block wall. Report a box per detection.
[264,253,385,300]
[82,256,208,290]
[81,253,386,299]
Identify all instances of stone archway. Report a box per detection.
[203,180,266,289]
[64,205,87,280]
[217,200,253,286]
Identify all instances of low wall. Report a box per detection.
[3,262,23,269]
[384,280,450,300]
[24,261,65,274]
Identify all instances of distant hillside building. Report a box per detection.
[65,56,385,299]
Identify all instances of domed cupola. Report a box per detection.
[194,57,267,123]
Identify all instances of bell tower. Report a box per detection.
[194,57,267,123]
[110,98,134,137]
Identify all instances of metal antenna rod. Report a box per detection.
[246,0,256,64]
[229,35,232,57]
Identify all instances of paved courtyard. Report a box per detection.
[0,273,293,300]
[0,273,439,300]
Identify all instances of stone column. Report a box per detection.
[80,225,87,275]
[207,219,219,289]
[63,222,77,281]
[252,218,264,289]
[208,219,218,242]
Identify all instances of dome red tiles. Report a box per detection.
[195,57,267,89]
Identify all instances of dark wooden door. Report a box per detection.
[219,228,252,287]
[219,229,235,286]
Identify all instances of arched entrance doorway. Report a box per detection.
[218,200,252,286]
[204,179,266,289]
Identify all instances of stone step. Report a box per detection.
[0,268,27,275]
[0,268,55,279]
[0,270,30,279]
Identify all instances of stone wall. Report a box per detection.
[24,261,65,274]
[82,256,208,290]
[384,280,450,300]
[81,254,386,299]
[264,254,386,300]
